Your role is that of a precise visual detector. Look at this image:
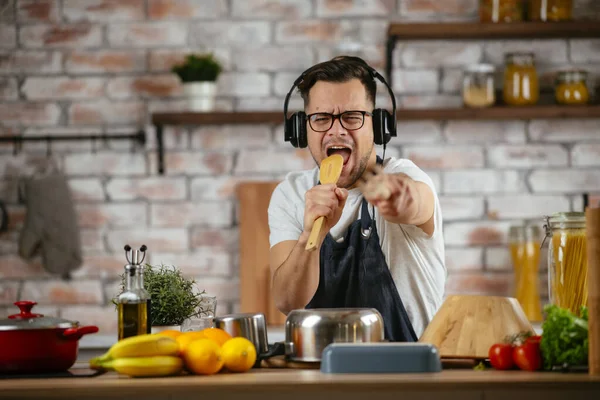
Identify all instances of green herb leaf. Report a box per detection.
[171,53,223,82]
[540,304,589,370]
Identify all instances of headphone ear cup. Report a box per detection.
[296,111,307,148]
[285,112,308,148]
[371,108,387,145]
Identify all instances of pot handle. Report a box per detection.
[62,325,99,341]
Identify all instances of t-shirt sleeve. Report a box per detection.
[268,181,304,248]
[384,159,443,239]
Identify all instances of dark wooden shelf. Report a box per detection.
[387,21,600,40]
[151,111,283,126]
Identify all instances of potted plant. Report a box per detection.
[114,263,208,333]
[172,53,223,112]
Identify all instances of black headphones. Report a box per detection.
[283,59,397,149]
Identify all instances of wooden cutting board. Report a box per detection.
[236,181,287,326]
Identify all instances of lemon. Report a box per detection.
[175,331,206,355]
[221,337,257,373]
[183,338,224,375]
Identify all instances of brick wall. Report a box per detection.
[1,0,600,334]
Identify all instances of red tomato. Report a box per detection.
[488,343,514,370]
[512,340,542,371]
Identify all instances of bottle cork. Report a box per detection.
[586,206,600,376]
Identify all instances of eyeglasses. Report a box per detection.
[306,110,372,133]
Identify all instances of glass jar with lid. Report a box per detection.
[529,0,573,21]
[543,212,588,316]
[480,0,524,22]
[503,52,539,106]
[463,64,496,108]
[555,69,590,106]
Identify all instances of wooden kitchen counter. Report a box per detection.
[0,368,599,400]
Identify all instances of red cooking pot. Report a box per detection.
[0,300,99,374]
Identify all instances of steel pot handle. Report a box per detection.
[61,325,99,341]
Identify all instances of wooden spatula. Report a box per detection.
[305,154,344,251]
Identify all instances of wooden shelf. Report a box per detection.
[387,21,600,40]
[151,111,283,126]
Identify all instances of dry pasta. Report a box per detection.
[550,229,588,315]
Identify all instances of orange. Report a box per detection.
[199,327,232,347]
[221,337,257,373]
[175,331,206,355]
[183,338,224,375]
[155,329,182,339]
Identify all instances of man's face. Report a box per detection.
[305,79,375,189]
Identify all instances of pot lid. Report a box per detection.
[0,301,77,331]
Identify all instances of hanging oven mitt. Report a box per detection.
[18,171,83,278]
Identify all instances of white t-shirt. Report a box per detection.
[267,156,447,338]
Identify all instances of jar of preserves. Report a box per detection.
[543,212,588,316]
[529,0,572,21]
[503,52,539,106]
[480,0,524,22]
[463,64,496,108]
[555,69,589,105]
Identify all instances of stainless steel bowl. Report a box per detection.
[284,308,385,362]
[213,312,269,355]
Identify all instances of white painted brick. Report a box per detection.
[444,170,526,194]
[0,255,49,279]
[197,277,240,302]
[0,102,61,126]
[444,248,484,271]
[395,122,443,144]
[19,24,103,48]
[235,149,315,175]
[76,203,147,228]
[399,0,479,21]
[190,22,271,48]
[445,272,512,297]
[149,250,232,278]
[399,41,482,67]
[64,153,146,176]
[217,72,270,97]
[22,77,105,100]
[62,0,145,21]
[0,50,62,74]
[276,20,358,44]
[316,44,386,70]
[0,0,14,22]
[236,96,303,112]
[424,171,441,194]
[441,68,463,93]
[444,221,514,246]
[445,121,526,144]
[65,50,146,74]
[106,74,182,99]
[151,201,233,228]
[149,152,234,176]
[58,305,118,335]
[273,72,303,97]
[0,25,16,48]
[107,22,187,47]
[17,0,60,22]
[21,280,103,305]
[487,195,571,219]
[68,100,145,125]
[400,94,462,109]
[569,39,600,63]
[529,119,600,142]
[231,0,311,18]
[392,69,439,93]
[144,125,190,152]
[571,143,600,166]
[106,177,186,201]
[190,227,238,251]
[404,146,484,169]
[316,0,394,17]
[0,77,17,100]
[79,230,105,253]
[488,145,568,168]
[190,125,272,151]
[148,0,227,20]
[68,178,105,202]
[0,281,20,305]
[106,228,188,252]
[359,19,391,43]
[484,40,568,65]
[485,247,513,272]
[191,175,276,201]
[529,169,600,193]
[439,196,485,220]
[233,46,314,72]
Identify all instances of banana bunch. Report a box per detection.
[90,334,183,378]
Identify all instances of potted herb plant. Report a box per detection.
[172,53,223,112]
[115,263,208,333]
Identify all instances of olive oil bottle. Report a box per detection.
[117,244,151,340]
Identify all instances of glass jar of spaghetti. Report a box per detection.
[503,52,539,106]
[529,0,573,21]
[544,212,588,316]
[480,0,524,22]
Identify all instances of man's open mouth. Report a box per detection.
[326,145,352,165]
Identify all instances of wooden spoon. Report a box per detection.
[305,154,344,251]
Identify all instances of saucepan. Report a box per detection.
[215,308,385,364]
[0,301,99,374]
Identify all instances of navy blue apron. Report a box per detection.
[305,158,418,342]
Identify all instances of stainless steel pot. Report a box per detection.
[283,308,385,362]
[213,312,269,356]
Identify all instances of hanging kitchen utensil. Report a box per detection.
[0,301,98,374]
[305,154,344,251]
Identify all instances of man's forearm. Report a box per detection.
[271,231,321,314]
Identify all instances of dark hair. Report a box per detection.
[297,56,377,108]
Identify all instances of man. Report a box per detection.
[267,56,446,341]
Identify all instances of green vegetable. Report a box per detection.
[171,53,223,83]
[540,304,589,370]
